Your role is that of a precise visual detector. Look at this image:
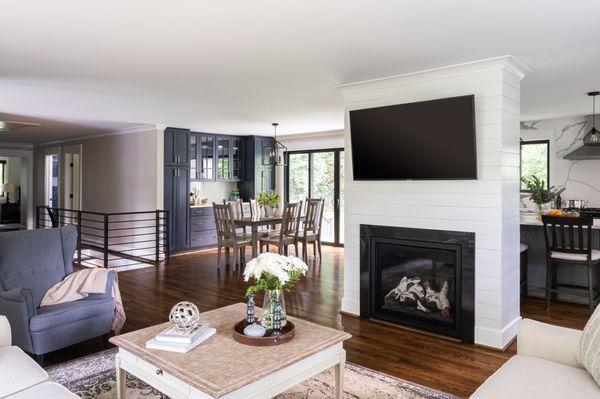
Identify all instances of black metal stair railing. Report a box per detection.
[36,206,169,269]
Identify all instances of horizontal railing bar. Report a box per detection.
[81,232,104,239]
[108,219,156,225]
[107,239,158,245]
[108,232,156,238]
[106,210,167,216]
[108,226,156,231]
[112,246,158,252]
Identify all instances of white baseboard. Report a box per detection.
[341,297,359,315]
[475,316,522,349]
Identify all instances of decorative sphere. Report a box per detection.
[169,301,200,333]
[244,323,266,337]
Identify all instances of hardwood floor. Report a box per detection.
[44,246,590,398]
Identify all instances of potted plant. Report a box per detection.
[243,253,308,329]
[256,190,281,217]
[521,176,565,219]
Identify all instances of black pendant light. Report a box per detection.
[583,91,600,146]
[264,122,288,166]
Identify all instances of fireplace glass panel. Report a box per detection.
[376,242,456,325]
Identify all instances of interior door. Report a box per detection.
[63,145,81,212]
[44,148,60,208]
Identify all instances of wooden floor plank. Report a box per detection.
[44,246,589,398]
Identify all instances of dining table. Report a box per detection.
[233,215,282,257]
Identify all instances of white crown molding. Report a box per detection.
[36,123,158,147]
[0,141,34,150]
[279,129,344,142]
[337,55,531,97]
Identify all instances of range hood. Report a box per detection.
[564,91,600,160]
[563,142,600,160]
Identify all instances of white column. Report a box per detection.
[339,56,529,349]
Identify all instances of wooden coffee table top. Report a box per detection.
[110,303,351,398]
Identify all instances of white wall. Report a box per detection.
[520,116,600,209]
[340,56,528,349]
[35,127,159,213]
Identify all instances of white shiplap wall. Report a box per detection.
[339,56,529,349]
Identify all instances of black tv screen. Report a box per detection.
[349,95,477,180]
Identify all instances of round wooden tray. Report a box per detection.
[232,320,295,346]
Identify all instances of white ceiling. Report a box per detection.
[0,0,599,143]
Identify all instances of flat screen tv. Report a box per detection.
[349,95,477,180]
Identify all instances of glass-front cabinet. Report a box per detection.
[190,133,243,182]
[216,136,230,180]
[190,133,216,181]
[216,135,243,181]
[199,134,215,180]
[231,137,243,180]
[190,134,198,179]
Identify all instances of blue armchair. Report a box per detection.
[0,226,116,363]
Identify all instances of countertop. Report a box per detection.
[190,204,213,208]
[520,213,600,229]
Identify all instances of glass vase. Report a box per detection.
[263,205,275,218]
[537,202,552,221]
[261,288,287,329]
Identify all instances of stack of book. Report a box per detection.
[146,324,216,353]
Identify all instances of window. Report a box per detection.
[0,160,5,196]
[520,140,549,191]
[285,149,344,244]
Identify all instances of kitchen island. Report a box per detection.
[520,213,600,303]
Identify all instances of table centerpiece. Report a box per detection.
[243,253,308,330]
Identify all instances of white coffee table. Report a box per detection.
[110,303,351,399]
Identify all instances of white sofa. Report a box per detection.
[0,315,78,398]
[471,318,600,398]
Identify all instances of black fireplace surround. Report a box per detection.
[360,224,475,343]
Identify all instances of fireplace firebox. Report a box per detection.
[360,225,475,342]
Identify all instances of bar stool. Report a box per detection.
[541,215,600,314]
[520,243,529,296]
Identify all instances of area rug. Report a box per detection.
[47,349,458,399]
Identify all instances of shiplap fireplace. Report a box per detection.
[339,56,529,349]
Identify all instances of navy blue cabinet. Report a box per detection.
[216,135,244,181]
[164,166,189,252]
[190,133,216,181]
[164,127,190,166]
[189,206,217,248]
[239,136,276,200]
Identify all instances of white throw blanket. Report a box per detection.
[41,268,126,334]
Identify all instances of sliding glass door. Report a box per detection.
[285,149,344,245]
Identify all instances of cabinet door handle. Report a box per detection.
[156,369,163,375]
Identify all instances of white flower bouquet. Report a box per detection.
[243,253,308,296]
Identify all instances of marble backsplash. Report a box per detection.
[520,116,600,210]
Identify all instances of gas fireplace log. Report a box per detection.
[385,277,451,317]
[384,276,425,304]
[424,280,451,317]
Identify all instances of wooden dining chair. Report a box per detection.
[259,201,302,256]
[299,198,325,260]
[249,198,260,218]
[213,203,252,268]
[224,199,249,233]
[541,215,600,314]
[249,198,272,237]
